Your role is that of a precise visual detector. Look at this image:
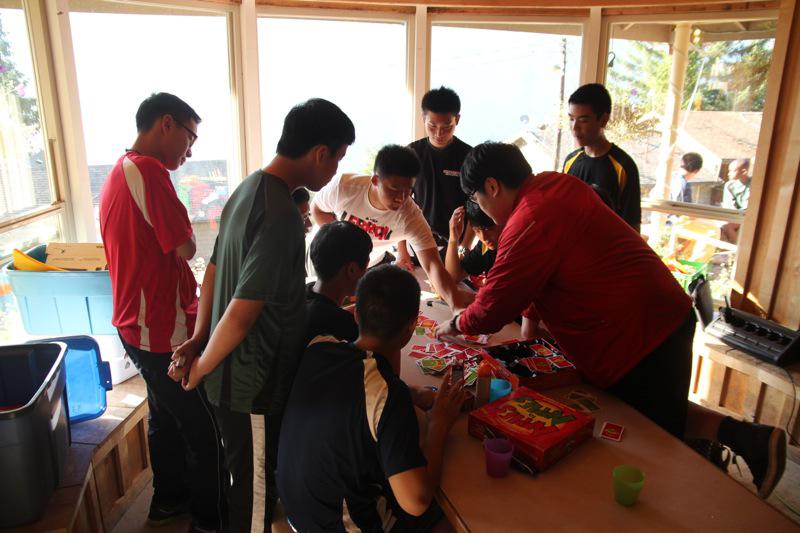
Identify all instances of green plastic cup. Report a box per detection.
[613,465,645,506]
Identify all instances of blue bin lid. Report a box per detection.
[26,336,112,424]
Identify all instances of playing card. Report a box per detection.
[550,358,574,369]
[417,357,448,373]
[412,344,427,352]
[415,326,426,336]
[464,367,478,386]
[408,351,427,359]
[600,422,624,442]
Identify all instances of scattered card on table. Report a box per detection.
[600,422,624,442]
[412,344,427,352]
[415,326,426,336]
[550,358,574,369]
[417,357,448,374]
[408,351,427,359]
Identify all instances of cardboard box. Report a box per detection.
[46,243,107,271]
[468,387,594,472]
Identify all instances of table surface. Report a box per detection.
[401,291,796,532]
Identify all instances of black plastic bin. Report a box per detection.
[0,342,70,527]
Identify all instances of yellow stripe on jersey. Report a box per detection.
[563,151,583,174]
[607,154,627,191]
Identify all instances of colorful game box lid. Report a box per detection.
[468,387,595,471]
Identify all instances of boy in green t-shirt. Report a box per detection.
[170,98,355,531]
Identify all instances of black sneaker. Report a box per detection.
[147,499,191,526]
[685,438,732,471]
[719,419,787,498]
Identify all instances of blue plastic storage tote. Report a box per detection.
[4,244,115,335]
[29,336,112,424]
[0,342,70,527]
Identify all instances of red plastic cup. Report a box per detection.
[484,438,514,477]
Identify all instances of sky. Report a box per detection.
[67,12,580,176]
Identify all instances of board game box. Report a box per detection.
[468,386,595,472]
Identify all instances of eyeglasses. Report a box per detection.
[175,120,198,147]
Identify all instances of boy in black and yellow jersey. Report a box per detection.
[563,83,641,232]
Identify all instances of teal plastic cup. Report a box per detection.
[613,465,645,506]
[489,378,512,403]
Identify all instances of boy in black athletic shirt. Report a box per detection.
[278,265,466,531]
[398,86,472,268]
[305,221,372,345]
[563,83,641,232]
[444,200,500,287]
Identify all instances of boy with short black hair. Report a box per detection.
[100,92,225,532]
[398,86,473,268]
[305,221,373,344]
[670,152,703,203]
[278,265,466,532]
[444,200,500,286]
[170,98,355,530]
[563,83,641,231]
[311,144,472,310]
[438,141,786,499]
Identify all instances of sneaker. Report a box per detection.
[719,419,787,498]
[685,438,732,471]
[147,499,190,526]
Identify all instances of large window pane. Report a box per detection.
[431,24,582,172]
[70,8,235,269]
[0,4,53,224]
[606,20,776,211]
[258,17,409,174]
[645,210,737,300]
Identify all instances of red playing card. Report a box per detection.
[550,358,574,369]
[600,422,624,442]
[434,349,454,358]
[409,351,428,359]
[412,344,426,352]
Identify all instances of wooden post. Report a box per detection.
[650,22,691,240]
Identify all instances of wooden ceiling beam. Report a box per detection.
[256,0,777,10]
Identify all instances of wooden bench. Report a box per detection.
[690,332,800,446]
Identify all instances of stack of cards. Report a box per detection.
[415,315,438,338]
[416,357,449,375]
[411,341,482,386]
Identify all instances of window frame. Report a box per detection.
[599,8,778,224]
[0,0,71,251]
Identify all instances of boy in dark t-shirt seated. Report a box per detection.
[278,265,466,532]
[305,221,373,345]
[445,200,500,287]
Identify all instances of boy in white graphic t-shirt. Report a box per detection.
[312,144,473,310]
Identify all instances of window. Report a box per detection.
[430,22,582,172]
[605,16,777,298]
[69,5,237,272]
[258,16,410,175]
[0,3,57,247]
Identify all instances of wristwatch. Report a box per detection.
[450,313,461,333]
